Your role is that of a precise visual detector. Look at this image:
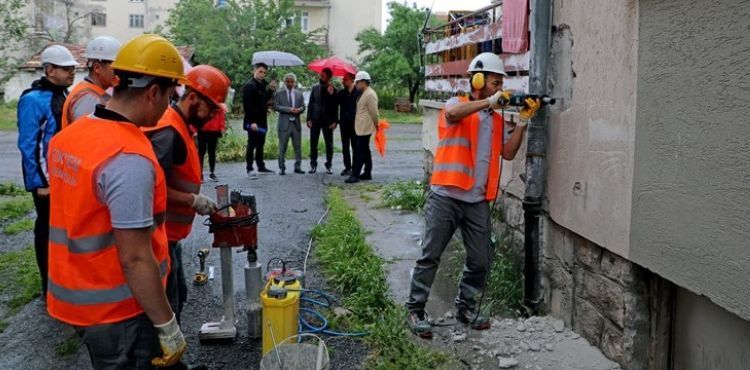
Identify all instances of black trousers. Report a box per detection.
[32,192,49,297]
[340,128,355,170]
[310,125,334,169]
[246,129,268,172]
[75,314,161,370]
[166,241,187,324]
[198,131,221,174]
[352,134,372,177]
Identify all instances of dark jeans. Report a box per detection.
[198,131,221,174]
[406,192,492,312]
[352,134,372,177]
[246,129,268,171]
[32,192,49,297]
[310,125,334,169]
[75,314,161,370]
[340,128,355,170]
[166,241,187,324]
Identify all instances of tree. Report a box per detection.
[164,0,326,94]
[0,0,30,82]
[58,0,92,43]
[356,1,434,103]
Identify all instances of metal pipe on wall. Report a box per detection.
[523,0,553,313]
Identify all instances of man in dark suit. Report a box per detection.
[306,68,338,174]
[274,73,306,175]
[336,72,360,176]
[243,63,274,179]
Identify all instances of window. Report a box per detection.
[285,16,294,28]
[130,0,144,3]
[301,11,309,32]
[129,14,144,28]
[91,12,106,26]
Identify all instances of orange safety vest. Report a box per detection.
[430,96,504,201]
[61,79,108,129]
[47,115,169,327]
[143,106,202,242]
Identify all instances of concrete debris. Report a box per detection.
[497,357,519,368]
[511,345,521,354]
[528,341,541,352]
[552,319,565,333]
[545,343,554,351]
[333,306,352,318]
[451,332,467,342]
[516,322,527,332]
[520,342,530,351]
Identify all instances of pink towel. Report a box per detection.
[502,0,529,53]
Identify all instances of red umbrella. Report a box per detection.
[308,56,358,77]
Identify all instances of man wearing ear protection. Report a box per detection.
[406,52,541,339]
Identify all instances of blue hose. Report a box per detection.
[297,289,369,337]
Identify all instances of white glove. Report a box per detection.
[517,116,530,128]
[151,313,187,367]
[486,90,512,110]
[191,193,218,215]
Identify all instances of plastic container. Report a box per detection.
[261,276,301,355]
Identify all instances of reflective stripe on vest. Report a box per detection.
[145,107,202,241]
[430,96,504,201]
[48,259,168,305]
[47,115,169,327]
[61,80,107,129]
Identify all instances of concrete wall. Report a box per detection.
[546,0,639,258]
[631,0,750,321]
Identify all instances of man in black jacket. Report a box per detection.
[306,68,338,174]
[243,63,274,178]
[336,72,360,176]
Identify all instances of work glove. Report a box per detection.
[151,313,187,367]
[192,193,218,215]
[518,97,541,127]
[486,90,512,110]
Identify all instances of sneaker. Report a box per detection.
[247,170,258,180]
[340,169,352,176]
[294,168,305,174]
[279,169,286,176]
[209,173,218,182]
[456,307,491,330]
[308,166,317,174]
[258,168,275,174]
[344,176,360,184]
[406,310,432,339]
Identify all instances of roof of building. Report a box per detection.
[20,43,194,70]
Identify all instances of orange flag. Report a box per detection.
[374,119,390,157]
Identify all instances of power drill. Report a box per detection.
[502,93,556,108]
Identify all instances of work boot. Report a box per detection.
[456,307,491,330]
[407,310,432,339]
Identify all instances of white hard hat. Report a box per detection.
[85,36,122,61]
[467,52,507,77]
[40,45,78,67]
[354,71,371,82]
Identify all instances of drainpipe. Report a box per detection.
[523,0,553,314]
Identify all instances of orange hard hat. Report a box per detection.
[186,65,231,110]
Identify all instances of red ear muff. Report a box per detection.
[471,73,485,90]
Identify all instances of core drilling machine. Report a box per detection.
[200,185,263,341]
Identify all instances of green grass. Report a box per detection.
[0,195,34,221]
[379,180,426,212]
[55,336,82,357]
[380,109,423,125]
[0,183,26,196]
[4,218,34,235]
[0,101,16,131]
[313,188,453,370]
[0,246,42,331]
[216,123,313,163]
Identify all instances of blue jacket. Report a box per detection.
[17,77,68,191]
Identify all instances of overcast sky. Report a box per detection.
[382,0,492,29]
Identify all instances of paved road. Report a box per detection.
[0,122,424,369]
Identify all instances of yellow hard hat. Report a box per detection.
[112,34,188,84]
